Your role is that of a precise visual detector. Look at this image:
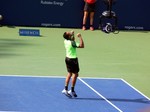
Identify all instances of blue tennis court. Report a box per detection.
[0,75,150,112]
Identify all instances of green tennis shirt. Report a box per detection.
[64,39,80,58]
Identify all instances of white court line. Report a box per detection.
[0,110,20,112]
[0,74,65,78]
[79,77,122,80]
[0,74,122,80]
[121,79,150,101]
[78,77,123,112]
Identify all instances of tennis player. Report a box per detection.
[62,30,84,97]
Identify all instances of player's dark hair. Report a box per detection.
[63,32,69,40]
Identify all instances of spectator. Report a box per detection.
[82,0,97,31]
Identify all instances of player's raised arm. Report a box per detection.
[77,33,84,48]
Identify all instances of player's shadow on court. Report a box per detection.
[74,98,150,104]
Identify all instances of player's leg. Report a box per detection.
[71,73,78,91]
[62,58,73,97]
[64,57,72,91]
[62,73,72,97]
[69,58,79,97]
[69,73,78,97]
[65,73,72,91]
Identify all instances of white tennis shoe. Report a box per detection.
[62,89,72,98]
[68,90,77,97]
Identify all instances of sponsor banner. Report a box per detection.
[19,29,40,36]
[40,0,65,6]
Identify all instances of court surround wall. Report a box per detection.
[0,0,150,30]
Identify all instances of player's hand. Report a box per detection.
[77,33,81,38]
[70,30,74,35]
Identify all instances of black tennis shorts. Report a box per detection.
[65,57,79,73]
[84,2,96,12]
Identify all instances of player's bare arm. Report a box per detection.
[77,33,84,48]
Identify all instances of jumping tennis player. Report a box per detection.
[62,30,84,98]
